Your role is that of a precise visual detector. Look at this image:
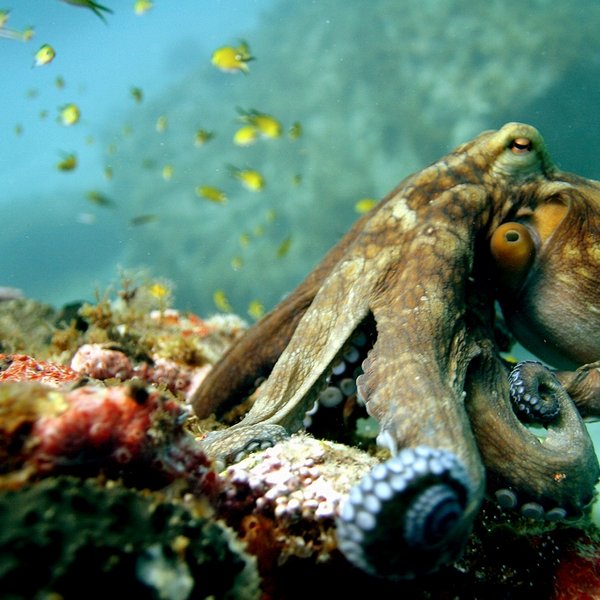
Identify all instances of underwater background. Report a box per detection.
[2,0,600,517]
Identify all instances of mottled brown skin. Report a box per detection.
[192,123,600,574]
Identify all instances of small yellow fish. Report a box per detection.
[0,10,10,28]
[194,129,214,146]
[59,103,80,126]
[60,1,113,23]
[247,299,265,320]
[230,256,244,271]
[130,214,158,226]
[196,185,227,204]
[239,232,250,248]
[56,152,77,171]
[21,26,34,41]
[232,125,258,147]
[228,166,265,192]
[86,190,115,207]
[55,75,65,89]
[213,289,233,312]
[147,282,169,299]
[14,123,23,136]
[253,223,265,237]
[34,44,56,67]
[211,41,253,74]
[155,115,168,133]
[130,86,143,103]
[288,121,302,140]
[104,165,113,180]
[291,174,302,186]
[134,0,153,15]
[239,109,282,139]
[0,19,34,41]
[39,110,48,120]
[161,164,174,181]
[276,235,292,258]
[265,209,277,223]
[354,198,378,214]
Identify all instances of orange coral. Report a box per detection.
[0,354,80,387]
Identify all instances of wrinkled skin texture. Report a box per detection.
[192,123,600,578]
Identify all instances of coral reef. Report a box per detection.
[0,380,216,495]
[0,285,598,597]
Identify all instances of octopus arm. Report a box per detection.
[466,348,599,512]
[191,210,374,419]
[555,361,600,420]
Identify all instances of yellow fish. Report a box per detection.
[161,164,174,181]
[130,86,143,103]
[288,121,302,140]
[276,235,292,258]
[130,214,159,226]
[155,115,168,133]
[0,10,10,28]
[239,232,250,248]
[147,282,169,299]
[56,152,77,171]
[228,166,265,192]
[34,44,56,67]
[232,125,258,147]
[86,190,115,207]
[213,289,233,312]
[55,75,65,89]
[238,109,282,139]
[211,41,253,74]
[0,23,34,41]
[196,185,227,204]
[230,256,244,271]
[194,129,215,146]
[21,26,35,41]
[247,300,265,320]
[59,103,80,126]
[60,1,113,23]
[354,198,378,214]
[134,0,153,15]
[104,165,114,180]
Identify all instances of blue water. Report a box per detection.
[1,0,271,302]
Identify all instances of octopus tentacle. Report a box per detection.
[197,247,381,463]
[466,347,599,515]
[508,360,561,423]
[337,446,473,579]
[191,209,375,420]
[555,360,600,420]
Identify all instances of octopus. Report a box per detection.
[191,122,600,579]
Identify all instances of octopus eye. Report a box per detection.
[509,138,533,154]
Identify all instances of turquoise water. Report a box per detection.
[2,1,600,518]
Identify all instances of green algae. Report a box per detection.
[0,476,260,599]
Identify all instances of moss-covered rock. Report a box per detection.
[0,476,259,599]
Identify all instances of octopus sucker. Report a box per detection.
[192,123,600,578]
[336,446,473,579]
